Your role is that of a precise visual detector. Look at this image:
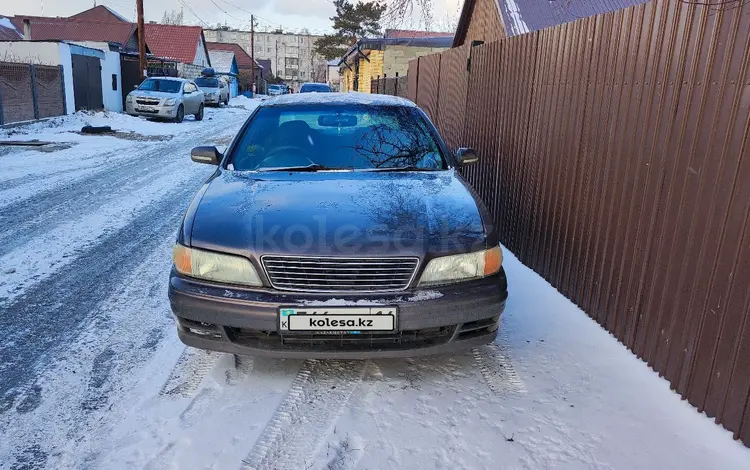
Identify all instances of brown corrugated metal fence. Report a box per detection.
[397,0,750,446]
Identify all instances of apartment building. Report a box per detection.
[204,28,328,87]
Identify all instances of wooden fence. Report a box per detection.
[396,0,750,445]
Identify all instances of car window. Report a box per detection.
[195,77,219,87]
[138,79,181,93]
[300,84,331,93]
[228,104,446,171]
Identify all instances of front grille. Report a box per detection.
[261,255,419,292]
[135,98,160,105]
[226,325,456,351]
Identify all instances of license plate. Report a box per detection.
[278,307,397,333]
[136,106,155,112]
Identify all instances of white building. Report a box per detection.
[204,29,328,86]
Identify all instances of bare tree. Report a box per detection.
[161,9,184,25]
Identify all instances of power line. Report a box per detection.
[206,0,245,22]
[178,0,209,26]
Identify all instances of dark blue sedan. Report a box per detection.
[169,93,508,358]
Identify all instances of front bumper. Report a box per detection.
[204,95,220,105]
[125,102,179,118]
[168,269,508,359]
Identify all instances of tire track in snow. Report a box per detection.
[0,178,204,409]
[0,165,210,304]
[159,348,221,398]
[241,360,368,470]
[0,124,221,258]
[473,343,526,395]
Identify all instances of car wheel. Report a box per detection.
[224,97,229,106]
[174,105,184,123]
[195,104,204,121]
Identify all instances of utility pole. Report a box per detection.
[136,0,146,79]
[250,14,255,94]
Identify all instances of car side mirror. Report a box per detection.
[456,148,479,166]
[191,146,222,165]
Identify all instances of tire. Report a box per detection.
[224,97,229,106]
[174,105,184,123]
[195,104,204,121]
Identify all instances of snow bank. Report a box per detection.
[229,95,262,111]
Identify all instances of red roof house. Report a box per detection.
[144,24,210,66]
[69,5,131,23]
[9,16,141,51]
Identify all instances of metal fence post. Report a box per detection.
[395,72,399,97]
[59,64,67,115]
[30,64,40,120]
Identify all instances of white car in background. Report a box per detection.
[195,76,229,107]
[125,77,205,123]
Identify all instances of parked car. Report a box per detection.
[195,76,229,107]
[126,77,204,123]
[169,93,508,358]
[267,84,286,96]
[299,83,332,93]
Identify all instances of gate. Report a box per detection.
[71,54,103,111]
[120,55,142,107]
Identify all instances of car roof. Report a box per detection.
[147,76,187,82]
[262,92,417,108]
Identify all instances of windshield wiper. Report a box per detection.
[259,164,352,172]
[362,166,439,172]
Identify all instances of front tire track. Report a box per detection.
[241,360,367,470]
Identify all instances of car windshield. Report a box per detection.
[228,104,446,171]
[195,77,219,88]
[300,84,330,93]
[138,79,181,93]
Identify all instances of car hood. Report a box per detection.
[129,90,180,100]
[189,170,491,258]
[198,86,220,93]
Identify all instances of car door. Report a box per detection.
[191,82,204,110]
[185,82,200,113]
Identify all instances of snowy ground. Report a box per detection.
[1,100,749,470]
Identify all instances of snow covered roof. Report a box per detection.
[208,50,236,74]
[261,92,416,108]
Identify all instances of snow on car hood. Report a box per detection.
[188,169,492,258]
[128,90,181,100]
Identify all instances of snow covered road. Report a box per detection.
[1,102,749,470]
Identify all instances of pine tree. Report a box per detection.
[314,0,387,60]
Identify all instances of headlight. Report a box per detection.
[126,95,133,102]
[164,98,176,106]
[418,246,502,287]
[173,244,262,286]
